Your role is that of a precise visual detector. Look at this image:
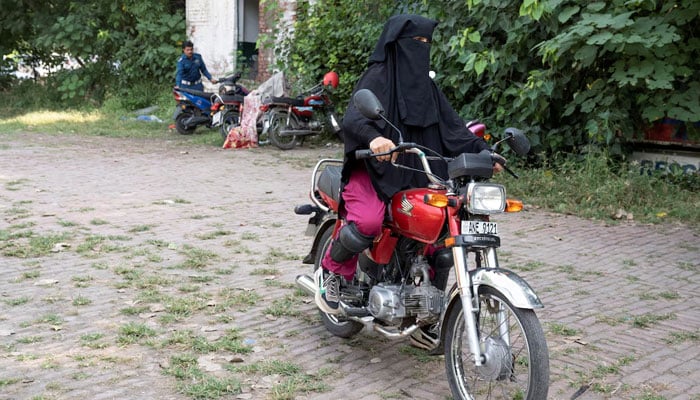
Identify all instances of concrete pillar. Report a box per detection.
[185,0,236,91]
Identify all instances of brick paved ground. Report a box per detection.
[0,132,698,400]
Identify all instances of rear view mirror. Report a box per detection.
[353,89,384,120]
[504,128,530,156]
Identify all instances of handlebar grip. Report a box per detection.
[355,149,374,159]
[492,152,507,166]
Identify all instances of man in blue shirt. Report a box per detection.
[175,40,217,91]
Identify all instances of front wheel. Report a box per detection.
[220,109,240,140]
[268,110,298,150]
[313,227,364,338]
[444,286,549,400]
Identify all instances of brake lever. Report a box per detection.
[492,152,519,179]
[503,165,519,179]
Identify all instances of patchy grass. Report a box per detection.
[76,234,127,257]
[195,230,232,240]
[2,232,72,258]
[162,295,209,320]
[215,288,262,312]
[80,332,107,349]
[176,245,220,269]
[117,322,157,345]
[263,248,299,264]
[546,322,580,337]
[72,296,92,306]
[264,291,306,318]
[664,329,699,344]
[250,267,280,276]
[160,328,252,355]
[228,360,331,399]
[128,224,154,233]
[638,291,680,301]
[515,261,545,271]
[164,353,242,398]
[240,232,259,240]
[4,296,31,306]
[399,345,440,363]
[632,313,676,328]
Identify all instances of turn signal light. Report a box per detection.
[444,237,456,248]
[424,193,449,208]
[505,199,523,213]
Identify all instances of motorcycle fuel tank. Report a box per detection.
[389,188,446,243]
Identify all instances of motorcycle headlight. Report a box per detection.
[466,183,506,214]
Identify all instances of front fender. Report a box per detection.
[443,268,542,322]
[471,268,543,309]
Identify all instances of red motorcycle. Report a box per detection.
[259,71,342,150]
[207,92,243,140]
[294,89,549,400]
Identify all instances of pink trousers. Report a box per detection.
[321,167,385,280]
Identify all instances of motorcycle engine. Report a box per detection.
[367,283,445,325]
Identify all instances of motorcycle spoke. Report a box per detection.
[452,290,535,399]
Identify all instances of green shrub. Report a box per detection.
[267,0,700,156]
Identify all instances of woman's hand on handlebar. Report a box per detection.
[369,137,397,162]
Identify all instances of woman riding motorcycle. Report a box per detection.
[316,14,501,347]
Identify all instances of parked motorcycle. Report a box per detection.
[218,71,250,97]
[172,85,244,139]
[294,89,549,399]
[260,71,342,150]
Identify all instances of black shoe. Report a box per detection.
[314,268,340,314]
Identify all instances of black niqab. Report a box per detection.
[370,15,438,127]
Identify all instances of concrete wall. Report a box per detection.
[186,0,236,90]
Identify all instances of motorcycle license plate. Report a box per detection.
[461,220,498,235]
[212,111,223,126]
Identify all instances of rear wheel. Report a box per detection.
[175,112,196,135]
[268,110,298,150]
[444,286,549,400]
[313,227,364,338]
[220,110,240,140]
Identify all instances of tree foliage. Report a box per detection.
[262,1,402,107]
[268,0,699,155]
[0,0,184,105]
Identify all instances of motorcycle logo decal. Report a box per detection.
[399,194,414,216]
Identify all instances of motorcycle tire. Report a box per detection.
[268,110,298,150]
[444,286,549,400]
[175,112,197,135]
[313,227,364,338]
[219,110,240,140]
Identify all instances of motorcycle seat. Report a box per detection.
[178,87,215,98]
[317,165,342,205]
[219,94,244,103]
[270,96,306,107]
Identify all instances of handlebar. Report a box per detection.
[355,143,444,184]
[355,142,519,181]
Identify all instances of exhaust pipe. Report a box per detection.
[297,273,422,340]
[296,274,316,296]
[374,324,419,339]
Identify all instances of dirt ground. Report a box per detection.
[0,132,698,400]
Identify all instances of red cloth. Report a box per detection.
[222,94,262,149]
